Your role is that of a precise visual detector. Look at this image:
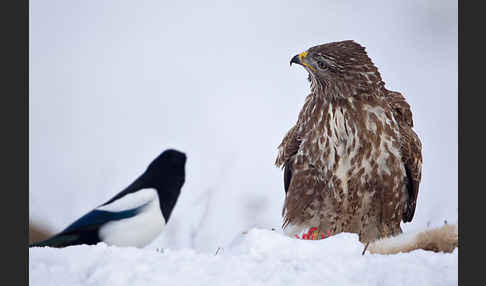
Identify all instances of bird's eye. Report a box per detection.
[317,61,327,69]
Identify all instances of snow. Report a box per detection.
[30,229,458,286]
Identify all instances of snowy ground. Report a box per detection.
[29,229,458,286]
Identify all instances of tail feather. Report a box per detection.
[29,234,80,248]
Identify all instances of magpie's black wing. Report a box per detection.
[29,206,145,248]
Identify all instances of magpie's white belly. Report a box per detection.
[97,189,165,248]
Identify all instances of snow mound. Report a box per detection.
[29,228,457,286]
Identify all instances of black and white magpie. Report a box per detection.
[29,149,186,248]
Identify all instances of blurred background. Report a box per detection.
[29,0,457,251]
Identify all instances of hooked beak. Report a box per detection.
[290,54,301,66]
[290,51,316,71]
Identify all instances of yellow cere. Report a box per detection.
[298,51,316,71]
[297,51,308,61]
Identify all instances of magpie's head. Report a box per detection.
[144,149,186,191]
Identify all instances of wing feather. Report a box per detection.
[276,126,302,197]
[386,91,422,222]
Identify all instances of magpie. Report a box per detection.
[29,149,186,248]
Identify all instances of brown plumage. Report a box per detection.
[276,40,422,243]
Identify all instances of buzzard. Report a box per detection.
[276,40,422,243]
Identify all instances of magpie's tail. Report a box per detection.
[29,233,80,248]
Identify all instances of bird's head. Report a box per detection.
[144,149,186,190]
[290,40,384,93]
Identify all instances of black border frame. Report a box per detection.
[2,0,28,284]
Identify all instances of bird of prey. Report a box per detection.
[30,149,186,248]
[276,40,422,243]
